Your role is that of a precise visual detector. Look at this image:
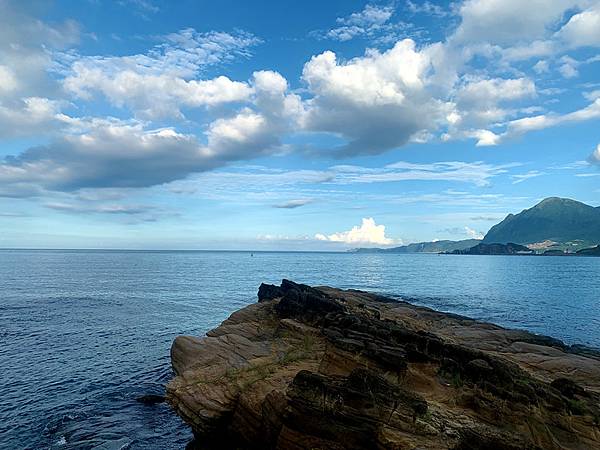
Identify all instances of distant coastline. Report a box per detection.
[353,197,600,257]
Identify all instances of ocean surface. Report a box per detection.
[1,249,599,449]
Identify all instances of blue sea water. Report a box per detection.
[1,249,599,449]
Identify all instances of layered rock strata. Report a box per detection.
[167,280,600,449]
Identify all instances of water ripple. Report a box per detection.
[1,250,599,448]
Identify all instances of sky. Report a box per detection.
[0,0,599,250]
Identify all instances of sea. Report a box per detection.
[1,249,599,449]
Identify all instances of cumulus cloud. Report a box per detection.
[464,226,484,239]
[558,56,580,78]
[556,4,600,48]
[0,1,80,136]
[315,218,396,245]
[3,0,600,204]
[0,122,209,193]
[301,40,451,156]
[454,77,536,125]
[453,0,577,46]
[0,69,302,196]
[300,0,600,153]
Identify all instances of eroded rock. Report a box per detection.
[167,280,600,449]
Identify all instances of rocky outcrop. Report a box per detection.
[167,280,600,449]
[448,242,534,255]
[577,245,600,256]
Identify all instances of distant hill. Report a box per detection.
[353,239,480,254]
[577,245,600,256]
[483,197,600,245]
[449,242,534,255]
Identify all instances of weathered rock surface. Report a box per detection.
[167,280,600,449]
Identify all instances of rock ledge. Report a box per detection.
[167,280,600,449]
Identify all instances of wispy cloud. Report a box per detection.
[406,0,452,18]
[311,4,417,44]
[332,161,520,187]
[440,226,484,240]
[273,199,314,209]
[511,170,546,184]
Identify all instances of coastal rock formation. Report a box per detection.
[167,280,600,449]
[448,242,534,255]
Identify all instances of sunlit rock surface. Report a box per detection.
[167,280,600,449]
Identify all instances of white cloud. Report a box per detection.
[3,0,600,203]
[332,160,516,186]
[465,129,501,146]
[556,5,600,48]
[120,0,160,15]
[0,2,80,136]
[533,60,550,74]
[315,218,396,245]
[301,40,451,155]
[318,4,411,43]
[0,122,209,194]
[0,97,68,138]
[558,55,579,78]
[0,69,302,196]
[453,0,578,46]
[406,1,451,18]
[583,89,600,101]
[0,65,18,92]
[464,226,484,239]
[511,170,546,184]
[454,77,536,125]
[588,143,600,165]
[60,29,260,119]
[164,160,519,205]
[503,98,600,138]
[342,4,393,27]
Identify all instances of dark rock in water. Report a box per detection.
[257,283,283,302]
[274,279,344,322]
[167,280,600,449]
[136,394,165,405]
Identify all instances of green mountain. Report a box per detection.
[483,197,600,245]
[577,245,600,256]
[353,239,480,254]
[448,242,534,255]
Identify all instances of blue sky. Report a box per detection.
[0,0,599,250]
